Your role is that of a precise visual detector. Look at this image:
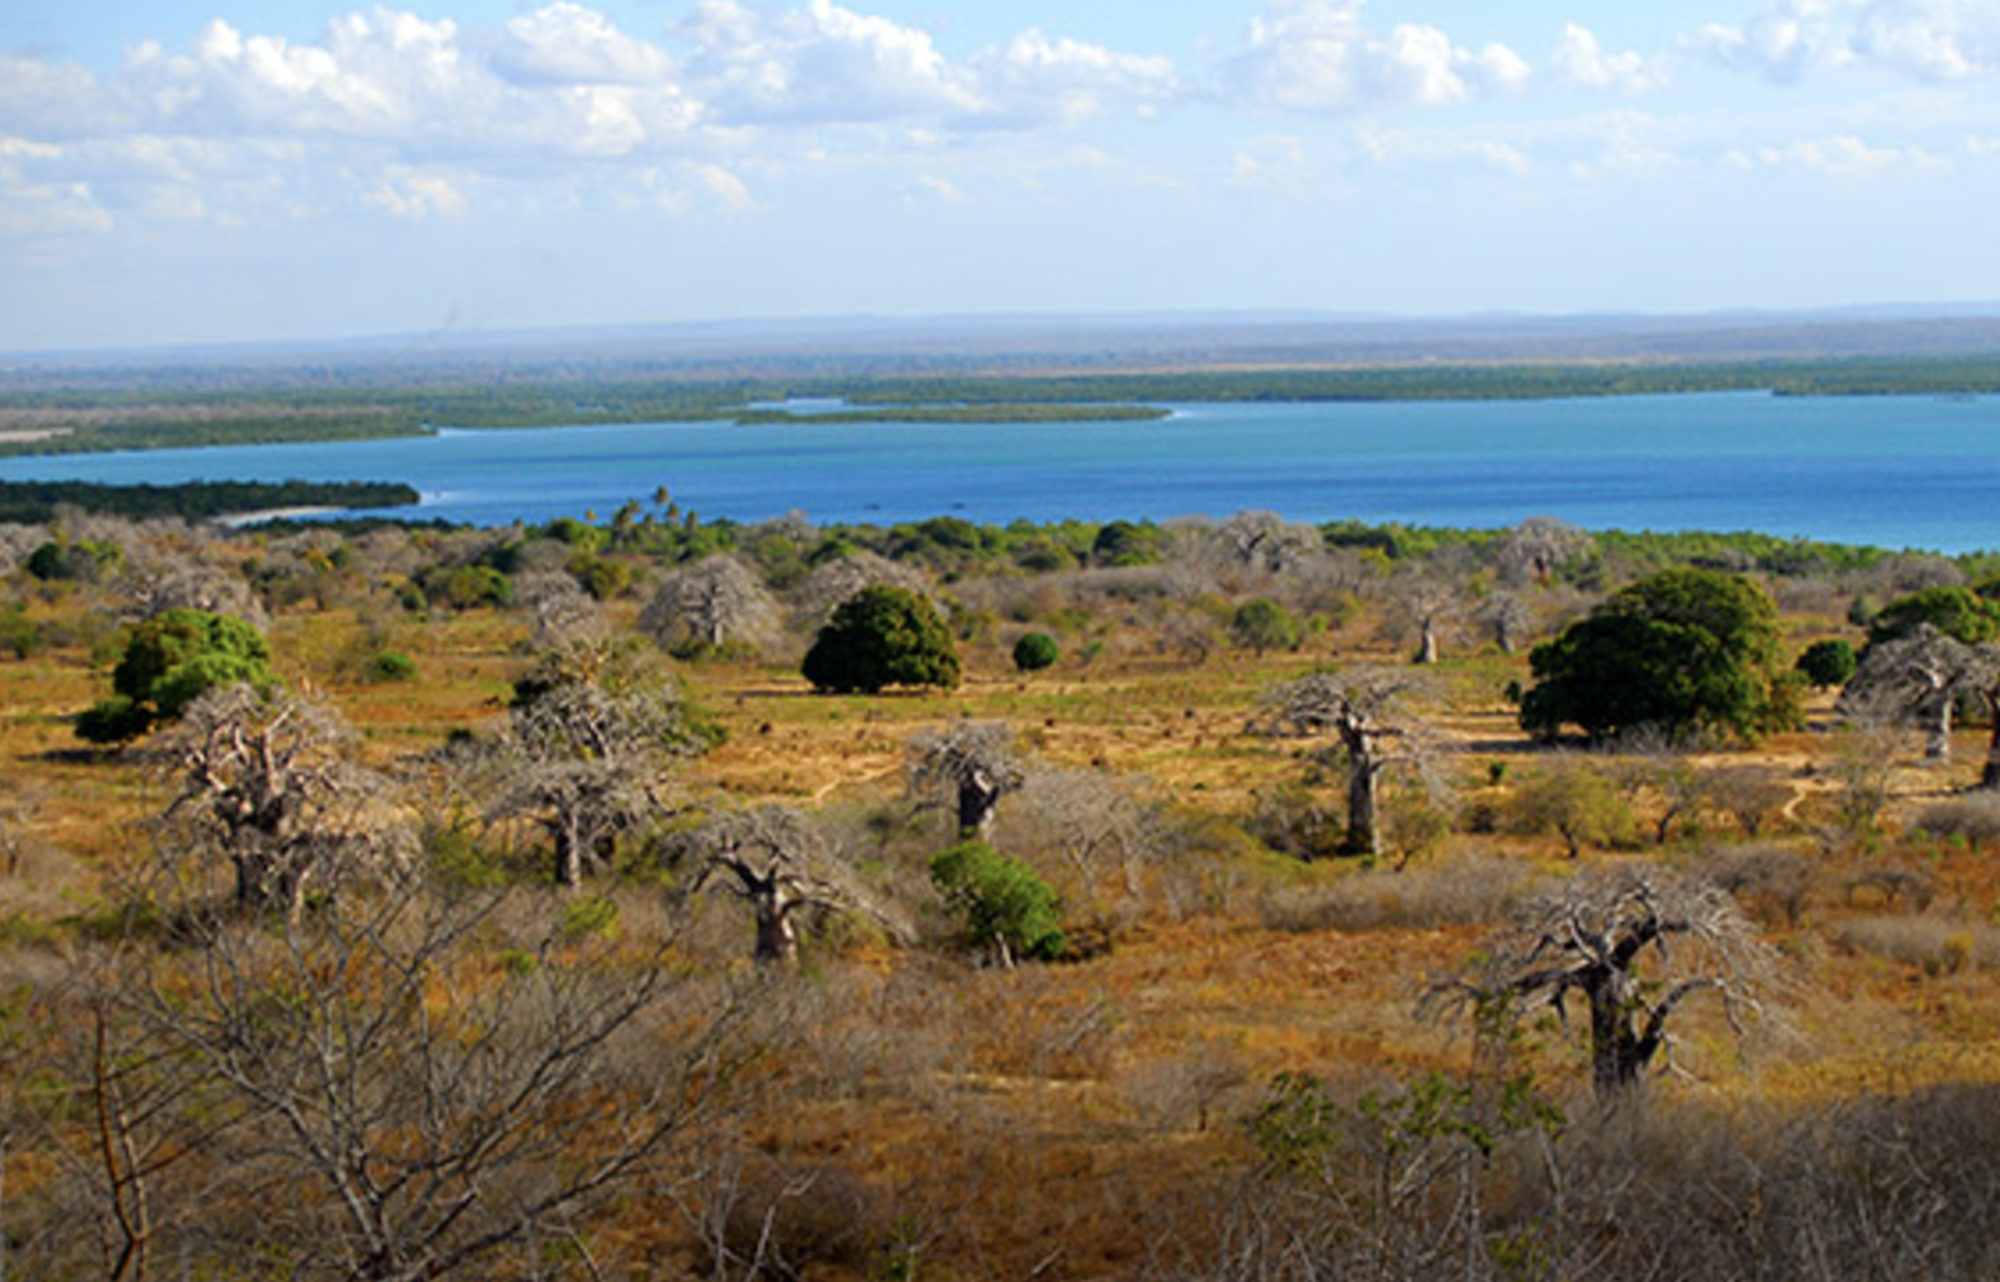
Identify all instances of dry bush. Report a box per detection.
[1688,841,1818,927]
[1843,861,1938,911]
[959,966,1127,1081]
[1177,1086,2000,1281]
[1258,849,1539,934]
[1705,764,1796,837]
[1120,1039,1255,1135]
[1835,914,2000,975]
[1913,791,2000,852]
[678,1149,893,1282]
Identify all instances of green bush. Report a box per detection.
[1012,631,1060,673]
[1519,567,1799,743]
[1230,598,1299,655]
[77,608,273,744]
[368,650,419,683]
[802,585,960,694]
[1796,638,1858,689]
[930,841,1067,963]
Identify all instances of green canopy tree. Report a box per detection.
[1519,568,1800,744]
[802,585,961,694]
[77,608,273,744]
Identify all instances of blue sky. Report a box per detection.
[4,0,1998,351]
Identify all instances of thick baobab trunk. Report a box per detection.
[1413,617,1439,666]
[1924,693,1954,761]
[1343,751,1382,858]
[753,900,798,965]
[957,772,1003,842]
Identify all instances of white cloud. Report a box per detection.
[679,0,977,123]
[489,2,676,86]
[695,162,756,211]
[908,174,968,204]
[1219,0,1529,113]
[1552,24,1666,94]
[366,169,468,217]
[967,29,1181,126]
[1691,0,1998,83]
[1754,132,1942,176]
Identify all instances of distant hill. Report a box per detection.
[6,307,2000,392]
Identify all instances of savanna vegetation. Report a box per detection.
[8,496,2000,1279]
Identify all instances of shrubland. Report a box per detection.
[7,502,2000,1278]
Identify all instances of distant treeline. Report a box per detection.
[0,479,420,523]
[4,356,1999,457]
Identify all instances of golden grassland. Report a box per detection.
[11,588,2000,1277]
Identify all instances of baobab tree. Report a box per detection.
[1255,668,1437,859]
[908,720,1028,842]
[159,683,411,917]
[679,805,908,964]
[1840,623,1982,763]
[1430,865,1779,1100]
[641,554,780,655]
[488,626,707,886]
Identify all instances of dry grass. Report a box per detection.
[18,592,2000,1276]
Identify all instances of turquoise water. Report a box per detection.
[5,392,2000,552]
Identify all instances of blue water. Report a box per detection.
[5,392,2000,552]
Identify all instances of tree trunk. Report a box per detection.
[553,820,583,888]
[958,775,1000,843]
[1925,692,1954,761]
[1344,757,1380,858]
[1983,691,2000,790]
[753,893,798,965]
[1587,980,1650,1099]
[1414,617,1439,666]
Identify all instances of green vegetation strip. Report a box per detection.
[0,479,421,523]
[4,355,1999,456]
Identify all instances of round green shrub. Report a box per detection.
[1012,631,1060,673]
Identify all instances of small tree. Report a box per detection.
[908,720,1027,842]
[930,840,1066,966]
[802,585,960,694]
[78,608,273,744]
[641,554,780,657]
[488,628,708,886]
[1256,668,1437,859]
[680,805,904,965]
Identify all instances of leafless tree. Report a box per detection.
[1471,591,1534,654]
[642,554,781,654]
[1255,668,1437,859]
[486,627,705,886]
[791,551,929,633]
[65,883,750,1282]
[1496,516,1593,587]
[1430,864,1780,1100]
[156,683,413,917]
[1012,765,1158,914]
[1387,574,1458,665]
[679,805,910,965]
[1840,623,1980,762]
[908,721,1029,843]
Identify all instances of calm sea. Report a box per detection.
[5,392,2000,553]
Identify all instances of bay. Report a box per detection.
[4,391,1999,552]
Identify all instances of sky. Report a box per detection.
[4,0,1999,352]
